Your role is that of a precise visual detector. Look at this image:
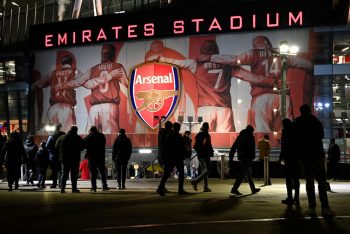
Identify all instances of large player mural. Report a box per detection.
[32,29,315,148]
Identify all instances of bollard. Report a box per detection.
[263,157,271,186]
[220,154,225,180]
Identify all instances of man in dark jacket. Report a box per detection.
[112,128,132,189]
[0,131,26,191]
[57,126,85,193]
[229,125,260,195]
[46,123,65,188]
[183,131,192,179]
[84,126,109,192]
[157,122,188,196]
[35,141,49,189]
[191,122,213,192]
[295,104,335,217]
[157,121,173,168]
[24,135,38,185]
[327,138,340,181]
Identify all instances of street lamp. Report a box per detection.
[279,41,299,119]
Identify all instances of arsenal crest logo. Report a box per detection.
[129,62,181,130]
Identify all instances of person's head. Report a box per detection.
[61,55,73,69]
[245,125,254,133]
[263,134,269,140]
[40,141,46,148]
[299,104,312,116]
[252,36,273,50]
[173,122,181,133]
[282,118,292,129]
[330,138,336,144]
[89,126,98,133]
[184,131,190,137]
[150,40,165,54]
[201,122,209,130]
[69,125,78,134]
[200,40,219,55]
[118,128,126,136]
[55,123,62,131]
[164,121,173,130]
[27,135,34,142]
[101,44,116,62]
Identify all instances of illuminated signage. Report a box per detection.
[129,63,181,130]
[30,0,332,50]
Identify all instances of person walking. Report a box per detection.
[191,122,214,192]
[279,118,300,205]
[327,138,341,181]
[157,121,173,168]
[35,141,49,189]
[258,134,271,183]
[157,122,188,196]
[24,135,38,185]
[229,125,260,195]
[57,126,85,193]
[0,131,26,191]
[183,131,193,179]
[84,126,109,192]
[295,104,335,217]
[112,128,132,190]
[46,123,65,188]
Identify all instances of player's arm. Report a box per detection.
[31,71,52,91]
[232,66,277,88]
[287,56,313,72]
[63,69,92,89]
[148,55,197,74]
[209,51,254,66]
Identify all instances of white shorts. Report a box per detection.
[87,103,119,134]
[46,103,76,132]
[193,106,235,132]
[251,93,292,133]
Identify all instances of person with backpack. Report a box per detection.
[229,125,260,195]
[327,138,341,181]
[24,135,38,185]
[46,123,65,188]
[191,122,214,192]
[35,141,49,189]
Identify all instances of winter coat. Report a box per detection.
[57,132,85,164]
[24,140,38,165]
[328,143,340,163]
[194,128,214,159]
[0,132,26,167]
[35,147,49,169]
[84,131,106,164]
[279,122,297,163]
[112,135,132,163]
[164,130,186,163]
[183,135,192,158]
[229,129,256,161]
[46,130,65,161]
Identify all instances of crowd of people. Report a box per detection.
[0,104,339,217]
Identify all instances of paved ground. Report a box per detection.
[0,178,349,234]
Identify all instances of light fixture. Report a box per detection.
[139,149,152,154]
[279,41,289,54]
[11,1,19,7]
[341,46,349,52]
[114,11,125,14]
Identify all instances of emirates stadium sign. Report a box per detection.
[129,63,181,130]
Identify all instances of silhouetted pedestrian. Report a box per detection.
[191,122,213,192]
[230,125,260,195]
[84,126,109,192]
[46,123,65,188]
[0,131,26,191]
[24,135,38,185]
[158,121,173,168]
[327,138,340,181]
[157,122,188,196]
[258,134,271,183]
[57,126,85,193]
[183,131,192,179]
[35,141,49,189]
[279,118,300,205]
[113,128,132,190]
[295,104,335,217]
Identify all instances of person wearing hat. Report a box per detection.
[191,122,214,192]
[229,125,260,195]
[84,126,109,192]
[46,123,65,188]
[112,128,132,189]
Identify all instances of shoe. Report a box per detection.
[322,207,335,217]
[90,188,97,192]
[156,188,165,196]
[14,185,19,190]
[294,198,300,206]
[186,176,192,180]
[281,198,294,205]
[178,190,188,195]
[60,190,66,193]
[191,181,198,191]
[50,185,57,189]
[203,187,212,192]
[72,189,80,193]
[102,186,110,191]
[121,185,126,190]
[117,186,122,190]
[252,188,261,194]
[230,188,242,195]
[30,180,34,185]
[8,187,13,192]
[164,188,170,193]
[41,185,46,189]
[305,207,317,217]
